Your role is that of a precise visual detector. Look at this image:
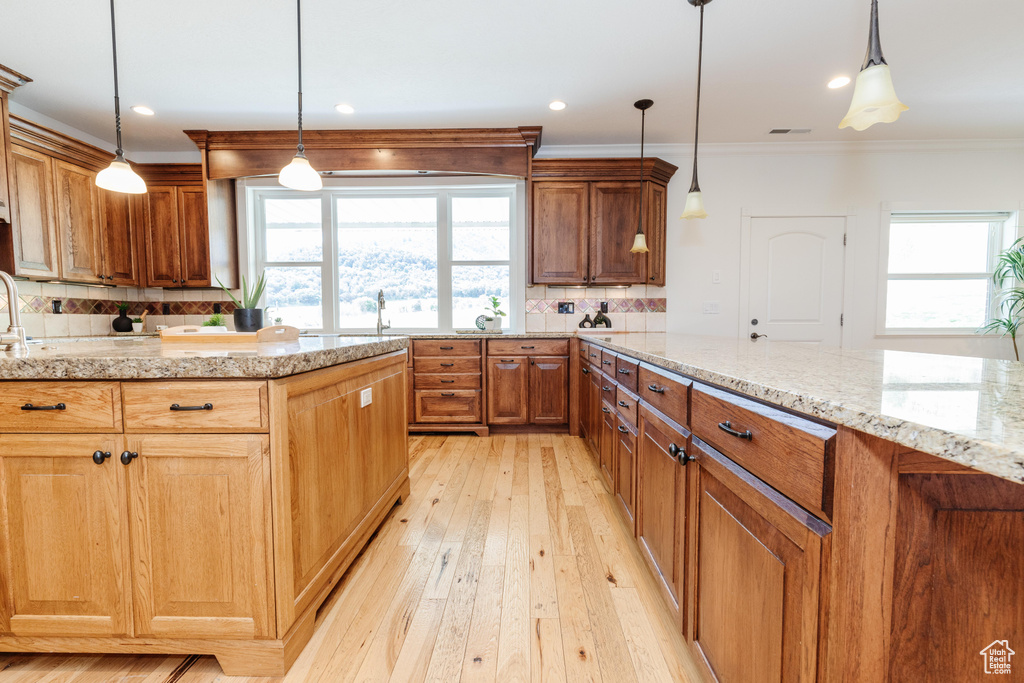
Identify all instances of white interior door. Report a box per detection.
[747,216,846,345]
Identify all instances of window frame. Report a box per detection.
[241,176,523,334]
[876,206,1019,337]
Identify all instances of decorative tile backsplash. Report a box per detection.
[525,298,666,314]
[524,285,668,333]
[8,294,237,317]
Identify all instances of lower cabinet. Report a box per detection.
[691,437,829,683]
[599,400,616,489]
[578,364,592,442]
[528,356,569,424]
[487,357,529,424]
[614,413,637,529]
[486,355,568,426]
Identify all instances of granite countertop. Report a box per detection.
[0,336,408,380]
[581,333,1024,484]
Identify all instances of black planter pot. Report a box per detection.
[111,312,133,333]
[233,308,264,333]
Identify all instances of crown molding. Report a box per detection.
[531,157,678,184]
[0,64,32,94]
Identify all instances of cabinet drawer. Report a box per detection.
[488,339,568,356]
[615,385,639,428]
[691,383,836,519]
[639,364,691,428]
[582,344,603,364]
[614,355,639,393]
[599,375,618,401]
[415,390,482,423]
[414,373,481,390]
[413,339,481,357]
[413,356,481,374]
[0,382,121,433]
[600,349,617,376]
[579,341,590,360]
[122,381,268,433]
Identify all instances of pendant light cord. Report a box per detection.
[689,1,704,193]
[108,0,123,157]
[296,0,305,154]
[637,107,646,236]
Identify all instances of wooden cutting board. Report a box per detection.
[158,325,301,344]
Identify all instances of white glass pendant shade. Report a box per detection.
[278,154,322,191]
[681,191,707,220]
[839,64,908,131]
[96,156,147,194]
[630,232,649,254]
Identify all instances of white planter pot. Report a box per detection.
[486,317,503,331]
[132,323,143,334]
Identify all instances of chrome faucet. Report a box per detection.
[0,270,28,355]
[376,289,391,335]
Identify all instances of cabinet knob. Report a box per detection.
[92,450,111,465]
[617,425,629,434]
[668,443,693,464]
[120,451,139,465]
[172,279,179,283]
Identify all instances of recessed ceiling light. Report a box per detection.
[548,100,567,111]
[828,76,851,89]
[131,105,155,116]
[335,104,355,114]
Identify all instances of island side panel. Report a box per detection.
[268,350,410,636]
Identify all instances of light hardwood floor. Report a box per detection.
[0,434,703,682]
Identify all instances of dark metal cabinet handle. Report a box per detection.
[441,392,455,397]
[602,360,612,365]
[120,451,138,465]
[521,346,535,349]
[170,403,213,411]
[21,403,66,411]
[603,386,613,392]
[648,384,665,394]
[439,346,454,350]
[92,450,111,465]
[602,407,611,413]
[440,362,455,367]
[669,444,694,465]
[589,353,598,358]
[440,379,455,383]
[617,400,629,408]
[500,359,515,363]
[617,425,629,434]
[530,359,535,365]
[617,368,631,375]
[718,421,753,441]
[582,367,590,374]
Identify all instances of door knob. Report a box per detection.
[750,333,767,341]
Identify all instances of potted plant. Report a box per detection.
[131,317,144,334]
[112,302,133,333]
[483,295,506,331]
[980,237,1024,361]
[202,313,228,333]
[218,273,267,333]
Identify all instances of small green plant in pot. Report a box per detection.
[131,317,144,334]
[202,313,227,331]
[483,295,506,331]
[219,273,267,333]
[980,237,1024,361]
[112,302,133,333]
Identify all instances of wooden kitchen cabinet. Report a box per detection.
[52,159,102,284]
[578,363,592,443]
[6,145,59,278]
[487,356,529,424]
[614,413,637,529]
[590,181,646,284]
[178,186,211,286]
[141,185,211,287]
[528,355,568,424]
[97,188,139,285]
[692,437,829,683]
[0,434,131,637]
[484,339,569,427]
[599,399,616,489]
[531,181,589,284]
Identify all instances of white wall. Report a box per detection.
[539,140,1024,360]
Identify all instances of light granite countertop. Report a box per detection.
[0,336,408,380]
[580,333,1024,484]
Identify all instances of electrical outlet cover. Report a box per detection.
[360,388,372,407]
[557,301,575,314]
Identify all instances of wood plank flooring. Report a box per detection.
[0,434,703,682]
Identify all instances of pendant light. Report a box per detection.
[95,0,146,195]
[681,0,709,220]
[278,0,322,191]
[630,99,653,254]
[839,0,908,131]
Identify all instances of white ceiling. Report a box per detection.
[3,0,1024,155]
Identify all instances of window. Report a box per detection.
[881,212,1015,333]
[251,181,518,333]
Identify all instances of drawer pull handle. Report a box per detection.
[648,384,665,393]
[617,368,631,375]
[170,403,213,411]
[441,392,455,397]
[92,450,111,465]
[617,400,629,408]
[521,345,535,349]
[603,386,612,392]
[21,403,66,411]
[441,362,455,367]
[617,425,629,434]
[582,367,590,374]
[439,346,454,350]
[602,360,612,365]
[590,353,598,357]
[718,421,753,441]
[441,379,455,383]
[500,359,515,363]
[602,407,611,413]
[120,451,138,466]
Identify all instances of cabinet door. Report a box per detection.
[52,160,102,283]
[531,181,589,285]
[178,186,210,286]
[0,435,130,637]
[487,356,528,424]
[0,92,12,224]
[8,146,59,278]
[126,433,272,639]
[578,364,592,442]
[599,399,616,490]
[588,366,601,454]
[98,189,138,285]
[529,355,568,425]
[637,406,690,629]
[590,182,646,285]
[614,414,637,529]
[692,438,828,683]
[142,186,181,286]
[645,182,667,287]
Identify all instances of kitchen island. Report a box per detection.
[0,336,410,676]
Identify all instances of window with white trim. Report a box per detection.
[881,212,1015,333]
[252,181,517,333]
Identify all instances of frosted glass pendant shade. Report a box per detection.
[681,191,707,219]
[96,156,147,194]
[630,232,649,254]
[278,154,322,191]
[839,64,908,131]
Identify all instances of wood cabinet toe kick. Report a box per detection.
[0,350,410,677]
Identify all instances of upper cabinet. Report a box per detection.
[530,158,677,287]
[52,159,102,283]
[7,146,59,278]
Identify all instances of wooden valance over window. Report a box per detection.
[185,127,543,180]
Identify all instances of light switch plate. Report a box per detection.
[703,301,720,315]
[712,270,721,284]
[360,388,372,407]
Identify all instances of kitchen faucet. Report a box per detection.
[376,289,390,335]
[0,270,28,355]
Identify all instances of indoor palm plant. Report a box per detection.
[980,237,1024,361]
[219,273,267,333]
